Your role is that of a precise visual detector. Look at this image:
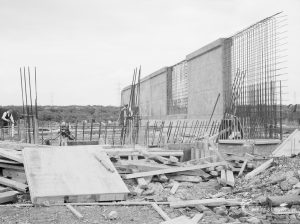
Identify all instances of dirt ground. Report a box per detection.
[0,205,163,224]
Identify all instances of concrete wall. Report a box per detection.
[186,38,225,120]
[121,38,228,121]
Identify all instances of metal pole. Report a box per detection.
[28,67,35,143]
[23,67,31,143]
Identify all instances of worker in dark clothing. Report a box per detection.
[118,104,129,127]
[1,109,14,138]
[118,104,129,144]
[59,122,74,146]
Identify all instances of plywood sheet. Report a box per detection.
[23,148,129,205]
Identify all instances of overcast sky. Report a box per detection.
[0,0,299,106]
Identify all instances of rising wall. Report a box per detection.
[121,38,229,120]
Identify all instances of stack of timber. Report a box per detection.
[0,144,28,204]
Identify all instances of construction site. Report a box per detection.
[1,5,300,224]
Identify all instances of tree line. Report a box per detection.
[0,105,120,123]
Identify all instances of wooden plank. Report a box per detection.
[175,170,210,178]
[245,159,273,180]
[170,198,242,208]
[0,177,28,193]
[0,163,24,170]
[0,186,10,193]
[0,191,19,204]
[191,213,204,223]
[66,204,83,219]
[172,175,202,183]
[238,159,248,177]
[151,202,171,221]
[160,216,193,224]
[23,148,129,205]
[0,158,20,164]
[170,182,179,194]
[220,170,227,185]
[226,170,235,187]
[2,169,27,183]
[0,148,23,163]
[118,160,170,172]
[124,161,227,179]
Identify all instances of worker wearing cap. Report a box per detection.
[1,109,15,138]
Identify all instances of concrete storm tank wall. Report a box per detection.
[121,67,168,119]
[186,38,226,120]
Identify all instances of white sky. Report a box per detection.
[0,0,299,106]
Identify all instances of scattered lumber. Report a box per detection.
[0,186,10,193]
[170,182,179,194]
[2,169,27,183]
[124,161,227,179]
[226,170,235,187]
[174,170,210,178]
[0,191,19,204]
[170,198,242,208]
[220,170,227,186]
[160,216,193,224]
[119,160,169,172]
[151,202,171,221]
[171,175,202,183]
[0,148,23,163]
[0,177,28,193]
[0,159,20,164]
[267,194,300,206]
[0,163,24,171]
[245,159,273,180]
[66,204,84,219]
[237,159,248,177]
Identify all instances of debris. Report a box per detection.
[136,177,148,189]
[0,148,23,163]
[0,177,28,193]
[245,158,274,180]
[170,182,180,194]
[160,215,193,224]
[191,213,204,222]
[171,175,202,183]
[226,170,235,187]
[266,194,300,206]
[124,161,227,179]
[108,211,118,220]
[66,204,83,219]
[237,159,248,177]
[151,202,171,221]
[0,191,19,204]
[170,198,242,208]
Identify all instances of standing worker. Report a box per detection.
[118,104,129,144]
[118,104,129,127]
[59,121,74,146]
[1,109,15,139]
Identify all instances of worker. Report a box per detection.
[1,109,14,138]
[59,121,74,146]
[118,104,129,127]
[118,104,129,144]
